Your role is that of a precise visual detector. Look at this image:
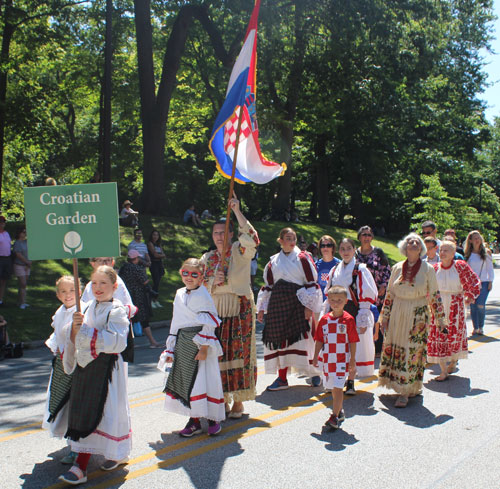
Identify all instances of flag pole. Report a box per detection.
[72,258,81,313]
[220,105,245,273]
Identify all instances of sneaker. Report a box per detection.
[61,451,78,465]
[20,303,30,310]
[179,418,202,437]
[311,375,322,387]
[100,458,128,471]
[58,465,87,485]
[345,380,356,395]
[207,421,222,436]
[266,377,289,391]
[156,301,163,308]
[338,409,345,422]
[151,301,158,309]
[325,414,339,429]
[478,328,484,335]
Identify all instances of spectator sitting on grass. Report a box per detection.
[183,205,202,227]
[119,200,139,227]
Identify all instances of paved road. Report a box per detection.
[2,271,500,489]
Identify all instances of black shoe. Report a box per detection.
[345,380,356,395]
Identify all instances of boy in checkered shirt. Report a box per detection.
[313,285,359,429]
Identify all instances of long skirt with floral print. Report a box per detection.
[427,293,468,363]
[218,295,257,403]
[378,297,430,396]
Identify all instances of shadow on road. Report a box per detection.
[147,417,271,489]
[344,391,378,418]
[424,374,489,399]
[311,428,359,452]
[19,447,109,489]
[378,394,453,428]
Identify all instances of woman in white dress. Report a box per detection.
[257,227,323,391]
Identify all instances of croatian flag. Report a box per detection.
[209,0,286,184]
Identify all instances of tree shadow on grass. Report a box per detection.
[378,394,453,428]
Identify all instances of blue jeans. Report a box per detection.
[469,282,490,330]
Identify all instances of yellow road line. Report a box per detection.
[0,365,266,441]
[0,422,42,435]
[0,428,44,442]
[81,381,381,489]
[6,329,500,445]
[41,391,331,489]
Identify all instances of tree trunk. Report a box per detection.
[0,0,14,208]
[315,134,330,223]
[271,1,307,217]
[272,123,293,218]
[102,0,113,183]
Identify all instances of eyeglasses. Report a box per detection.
[320,243,334,248]
[181,270,200,278]
[422,231,432,236]
[360,233,372,237]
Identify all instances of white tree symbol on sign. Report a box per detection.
[63,231,83,254]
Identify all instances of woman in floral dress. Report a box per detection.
[378,233,447,408]
[427,240,480,381]
[200,197,259,418]
[355,225,391,355]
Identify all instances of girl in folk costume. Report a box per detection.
[323,238,378,395]
[257,227,323,391]
[58,266,132,486]
[43,276,84,466]
[427,239,480,381]
[158,258,225,437]
[201,196,258,419]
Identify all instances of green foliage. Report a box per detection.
[0,0,498,241]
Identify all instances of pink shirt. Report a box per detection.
[0,231,11,256]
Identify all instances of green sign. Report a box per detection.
[24,183,120,260]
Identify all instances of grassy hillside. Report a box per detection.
[3,217,401,342]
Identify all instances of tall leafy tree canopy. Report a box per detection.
[0,0,498,238]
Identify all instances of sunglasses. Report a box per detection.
[320,243,334,248]
[360,233,372,237]
[422,231,432,235]
[181,270,200,278]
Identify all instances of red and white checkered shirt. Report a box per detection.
[314,311,359,377]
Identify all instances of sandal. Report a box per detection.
[395,395,408,408]
[58,465,87,485]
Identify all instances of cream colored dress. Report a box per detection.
[378,260,447,396]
